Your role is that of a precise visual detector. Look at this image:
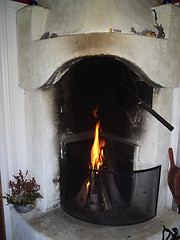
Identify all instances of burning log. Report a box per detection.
[76,166,130,212]
[76,178,90,208]
[88,106,110,211]
[76,107,118,212]
[89,169,112,212]
[89,170,99,211]
[98,172,112,211]
[76,168,112,212]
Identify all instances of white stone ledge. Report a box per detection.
[11,207,180,240]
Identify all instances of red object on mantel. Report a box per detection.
[168,148,180,212]
[12,0,30,4]
[172,0,180,3]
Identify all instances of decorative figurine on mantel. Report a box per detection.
[3,170,43,213]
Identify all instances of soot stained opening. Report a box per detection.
[54,56,153,138]
[52,56,160,226]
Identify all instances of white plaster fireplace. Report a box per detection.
[13,0,180,238]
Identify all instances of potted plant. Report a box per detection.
[3,170,43,213]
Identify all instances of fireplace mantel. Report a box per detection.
[17,3,180,89]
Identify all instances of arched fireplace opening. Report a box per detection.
[52,56,161,225]
[54,56,153,136]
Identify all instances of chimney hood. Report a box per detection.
[17,0,180,90]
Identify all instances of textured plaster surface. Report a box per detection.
[137,88,173,212]
[17,3,180,89]
[25,88,60,212]
[42,0,156,36]
[11,207,180,240]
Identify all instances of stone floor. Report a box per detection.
[11,207,180,240]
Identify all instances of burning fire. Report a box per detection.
[90,107,105,170]
[76,107,110,211]
[86,180,90,192]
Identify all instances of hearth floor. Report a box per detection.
[11,207,180,240]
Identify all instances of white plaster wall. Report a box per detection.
[170,88,180,164]
[5,1,27,173]
[153,88,173,211]
[138,88,173,169]
[0,1,27,239]
[43,0,157,36]
[132,88,173,211]
[169,88,180,210]
[25,89,60,212]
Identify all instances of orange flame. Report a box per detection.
[90,116,105,170]
[86,180,90,191]
[93,106,98,119]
